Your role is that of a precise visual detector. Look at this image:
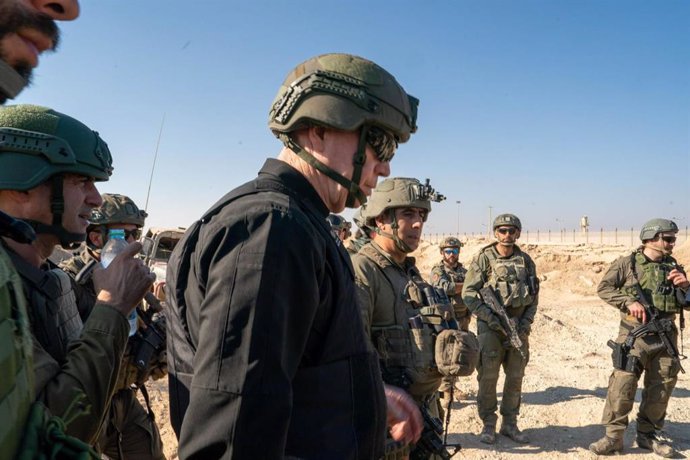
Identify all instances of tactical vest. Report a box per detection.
[0,246,34,458]
[626,251,683,313]
[8,250,83,364]
[360,244,444,373]
[482,244,536,308]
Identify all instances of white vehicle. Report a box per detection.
[141,227,186,282]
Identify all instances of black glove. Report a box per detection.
[517,319,532,339]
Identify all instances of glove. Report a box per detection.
[517,319,532,339]
[486,315,506,335]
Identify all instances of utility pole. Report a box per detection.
[488,205,493,236]
[456,200,461,236]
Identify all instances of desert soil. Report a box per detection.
[146,239,690,459]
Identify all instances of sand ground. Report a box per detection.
[145,239,690,459]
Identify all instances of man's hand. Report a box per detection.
[626,301,647,323]
[384,384,422,445]
[668,269,690,289]
[93,242,156,317]
[486,314,505,335]
[517,319,531,339]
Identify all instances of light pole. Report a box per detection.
[456,200,461,236]
[488,205,493,236]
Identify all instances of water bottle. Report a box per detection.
[101,229,137,336]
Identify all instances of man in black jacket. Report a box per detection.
[167,53,423,459]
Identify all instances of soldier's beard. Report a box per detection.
[0,1,60,100]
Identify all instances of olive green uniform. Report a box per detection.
[596,251,687,439]
[353,241,443,458]
[0,245,33,457]
[462,243,538,427]
[430,261,469,329]
[61,250,166,460]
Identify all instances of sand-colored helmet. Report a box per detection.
[90,194,147,227]
[0,105,113,190]
[364,177,444,226]
[269,53,417,142]
[493,214,522,231]
[639,218,678,241]
[440,236,462,249]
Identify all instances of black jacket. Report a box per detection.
[166,159,387,459]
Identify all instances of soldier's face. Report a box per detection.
[60,173,102,235]
[392,207,425,251]
[442,247,459,265]
[495,226,520,246]
[0,0,79,102]
[649,232,676,255]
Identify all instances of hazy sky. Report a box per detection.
[15,0,689,234]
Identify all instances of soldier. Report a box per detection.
[352,177,451,458]
[166,53,423,458]
[0,104,155,445]
[347,205,376,255]
[462,213,538,445]
[2,2,82,457]
[589,218,689,458]
[60,193,166,459]
[326,213,351,243]
[430,236,469,411]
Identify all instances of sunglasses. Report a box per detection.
[366,126,398,162]
[497,227,517,235]
[660,236,677,243]
[113,229,141,240]
[443,248,460,255]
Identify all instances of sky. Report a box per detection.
[15,0,689,235]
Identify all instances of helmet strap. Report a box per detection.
[279,128,368,208]
[23,175,86,250]
[0,60,27,100]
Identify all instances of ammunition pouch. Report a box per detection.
[408,322,436,370]
[435,329,479,377]
[372,326,414,369]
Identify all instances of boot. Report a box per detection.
[637,432,676,458]
[499,422,529,444]
[479,424,496,444]
[589,436,623,455]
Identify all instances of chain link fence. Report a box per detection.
[423,226,689,246]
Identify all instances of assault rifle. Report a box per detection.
[379,366,459,459]
[479,286,526,359]
[632,283,685,374]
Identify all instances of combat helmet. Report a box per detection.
[269,53,418,208]
[639,218,678,241]
[493,213,522,231]
[440,236,462,249]
[365,177,445,253]
[90,194,147,228]
[0,105,113,248]
[353,205,372,233]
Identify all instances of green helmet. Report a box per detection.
[364,177,444,225]
[440,236,462,249]
[493,213,522,231]
[269,53,418,142]
[0,105,113,190]
[353,206,372,233]
[0,105,113,248]
[639,218,678,241]
[269,53,418,208]
[90,194,147,227]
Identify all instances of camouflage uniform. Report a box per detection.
[353,241,442,458]
[598,253,684,434]
[60,196,165,460]
[462,241,538,440]
[430,261,469,330]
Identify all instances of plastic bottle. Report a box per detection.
[101,229,137,336]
